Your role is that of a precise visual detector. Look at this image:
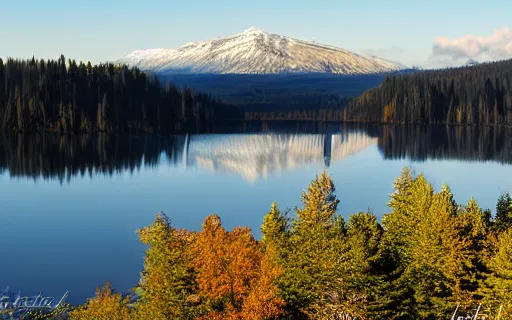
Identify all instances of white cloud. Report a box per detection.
[432,27,512,63]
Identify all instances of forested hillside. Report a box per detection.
[162,73,386,110]
[67,170,512,320]
[344,59,512,125]
[0,56,241,134]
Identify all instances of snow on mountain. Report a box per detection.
[117,27,406,75]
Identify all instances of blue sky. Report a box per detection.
[2,0,512,67]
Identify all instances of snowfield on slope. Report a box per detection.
[117,27,406,75]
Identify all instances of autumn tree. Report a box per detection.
[240,250,285,320]
[241,202,288,320]
[68,282,133,320]
[190,214,268,319]
[71,169,512,319]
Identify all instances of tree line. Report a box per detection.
[3,125,512,183]
[245,108,345,121]
[0,133,170,183]
[245,59,512,126]
[344,59,512,125]
[0,55,242,134]
[64,169,512,320]
[371,125,512,164]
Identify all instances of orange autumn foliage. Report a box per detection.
[190,214,284,319]
[241,246,285,320]
[71,214,284,320]
[383,104,394,123]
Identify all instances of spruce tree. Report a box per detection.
[459,198,490,296]
[345,212,384,319]
[380,172,480,319]
[481,228,512,318]
[280,172,350,319]
[261,201,288,248]
[135,213,195,319]
[496,192,512,231]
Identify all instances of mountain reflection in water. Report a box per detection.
[2,124,512,305]
[1,125,512,182]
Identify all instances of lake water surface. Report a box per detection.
[2,124,512,304]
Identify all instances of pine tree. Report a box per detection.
[135,213,195,319]
[345,212,384,319]
[408,184,466,318]
[295,172,340,228]
[261,201,288,248]
[279,172,352,319]
[496,192,512,231]
[380,172,479,319]
[458,198,490,297]
[481,228,512,318]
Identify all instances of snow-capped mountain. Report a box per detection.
[117,27,406,74]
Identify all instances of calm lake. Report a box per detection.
[1,124,512,304]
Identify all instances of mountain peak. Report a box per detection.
[242,27,265,34]
[118,30,406,74]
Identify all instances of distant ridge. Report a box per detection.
[117,28,406,75]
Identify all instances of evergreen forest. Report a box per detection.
[344,59,512,125]
[62,169,512,320]
[0,56,241,134]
